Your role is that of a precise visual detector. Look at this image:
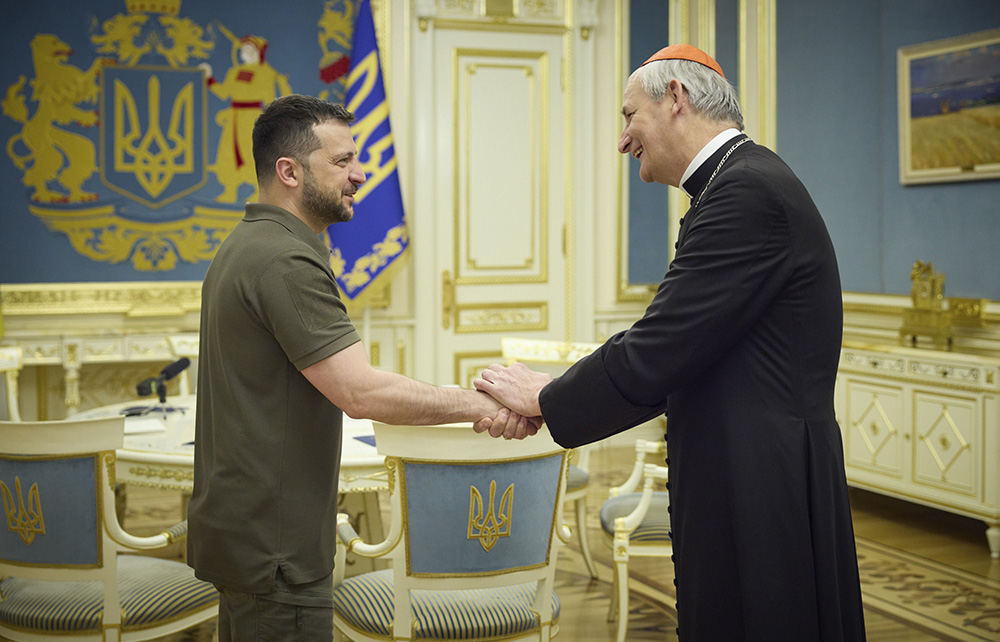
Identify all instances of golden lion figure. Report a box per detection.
[2,34,110,204]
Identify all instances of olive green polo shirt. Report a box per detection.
[188,203,360,593]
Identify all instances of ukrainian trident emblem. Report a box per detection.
[468,480,513,552]
[1,476,46,546]
[101,65,207,208]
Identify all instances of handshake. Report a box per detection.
[471,362,553,441]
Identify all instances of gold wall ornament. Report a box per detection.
[468,479,513,552]
[454,302,548,333]
[30,204,242,271]
[0,4,263,272]
[206,24,291,204]
[2,34,109,204]
[0,281,202,317]
[112,74,196,202]
[1,476,46,546]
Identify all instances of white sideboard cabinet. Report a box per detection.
[835,342,1000,557]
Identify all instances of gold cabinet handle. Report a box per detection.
[442,270,454,330]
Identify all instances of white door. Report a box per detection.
[415,27,570,386]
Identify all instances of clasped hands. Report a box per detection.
[472,362,553,440]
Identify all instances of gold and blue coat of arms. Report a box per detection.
[1,0,403,296]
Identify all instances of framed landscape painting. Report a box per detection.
[898,28,1000,184]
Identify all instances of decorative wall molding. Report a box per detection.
[1,282,201,318]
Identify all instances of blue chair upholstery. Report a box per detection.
[334,568,560,639]
[598,440,673,642]
[0,416,218,642]
[333,423,570,642]
[599,492,671,544]
[0,555,217,634]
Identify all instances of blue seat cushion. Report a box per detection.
[566,464,589,491]
[598,492,671,543]
[333,569,560,639]
[0,554,218,633]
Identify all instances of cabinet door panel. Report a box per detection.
[913,391,978,497]
[845,380,905,477]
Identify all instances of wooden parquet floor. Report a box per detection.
[6,443,998,641]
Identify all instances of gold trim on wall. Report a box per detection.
[561,9,574,339]
[453,349,503,387]
[0,282,201,317]
[453,48,550,286]
[454,302,548,334]
[615,0,653,303]
[738,0,777,149]
[614,0,657,303]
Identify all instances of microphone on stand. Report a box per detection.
[135,357,191,406]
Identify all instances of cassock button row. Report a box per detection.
[670,554,676,562]
[668,530,673,538]
[674,242,679,249]
[665,458,670,465]
[667,505,672,514]
[679,217,685,225]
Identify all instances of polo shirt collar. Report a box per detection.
[244,203,331,257]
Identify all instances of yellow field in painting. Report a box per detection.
[910,104,1000,170]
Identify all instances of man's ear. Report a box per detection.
[667,79,687,112]
[274,157,300,188]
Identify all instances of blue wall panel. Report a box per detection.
[775,0,1000,298]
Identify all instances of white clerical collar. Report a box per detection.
[679,128,744,198]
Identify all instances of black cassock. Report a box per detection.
[540,137,866,641]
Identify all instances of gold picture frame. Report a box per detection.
[897,27,1000,185]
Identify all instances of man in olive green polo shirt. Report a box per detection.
[188,94,527,641]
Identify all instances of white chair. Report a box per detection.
[332,422,570,642]
[0,346,23,421]
[598,439,673,642]
[0,415,218,642]
[500,337,601,579]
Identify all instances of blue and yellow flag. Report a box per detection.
[328,0,409,303]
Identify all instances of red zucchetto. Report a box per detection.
[641,44,725,78]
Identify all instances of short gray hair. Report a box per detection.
[633,59,744,130]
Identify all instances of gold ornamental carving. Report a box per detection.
[1,282,201,317]
[455,302,547,333]
[468,479,513,552]
[128,464,194,484]
[1,476,46,546]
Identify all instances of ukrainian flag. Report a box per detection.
[327,0,409,303]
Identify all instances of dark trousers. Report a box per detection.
[215,570,334,642]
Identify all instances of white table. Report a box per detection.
[77,396,388,494]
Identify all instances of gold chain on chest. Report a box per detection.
[693,137,751,208]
